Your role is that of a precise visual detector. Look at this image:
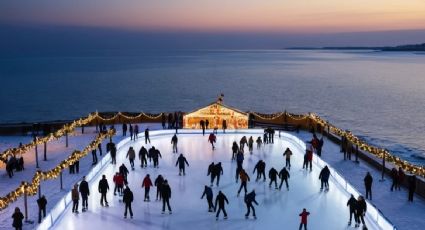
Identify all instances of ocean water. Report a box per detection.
[1,49,424,166]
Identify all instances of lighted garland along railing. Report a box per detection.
[0,129,115,211]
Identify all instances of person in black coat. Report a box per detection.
[222,119,227,133]
[278,167,290,190]
[355,196,367,228]
[364,172,373,200]
[200,120,206,136]
[408,175,416,202]
[244,190,258,218]
[152,148,162,168]
[175,154,189,176]
[201,185,214,212]
[215,191,229,220]
[129,124,133,140]
[75,160,80,173]
[69,162,75,174]
[205,120,209,129]
[207,162,215,185]
[253,160,266,182]
[119,164,129,182]
[212,162,223,186]
[110,142,117,165]
[139,146,148,168]
[231,142,238,160]
[123,185,134,218]
[171,134,178,153]
[346,194,357,226]
[268,168,279,189]
[12,207,24,230]
[317,137,324,157]
[79,176,90,211]
[145,128,151,144]
[155,175,164,201]
[98,143,103,156]
[161,113,166,129]
[6,156,16,178]
[161,180,172,214]
[122,123,127,136]
[319,166,330,190]
[37,195,47,223]
[91,149,98,165]
[390,167,398,191]
[98,175,109,206]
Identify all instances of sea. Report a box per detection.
[1,49,424,166]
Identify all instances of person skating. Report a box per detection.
[212,162,224,186]
[123,185,134,219]
[152,148,162,168]
[98,175,110,206]
[12,207,24,230]
[256,137,262,149]
[201,185,214,212]
[108,140,117,165]
[155,174,164,201]
[139,146,148,168]
[148,146,156,165]
[161,113,166,129]
[91,149,98,165]
[113,172,124,196]
[231,142,238,160]
[248,136,254,153]
[239,136,247,151]
[119,163,129,182]
[122,123,127,136]
[317,137,324,157]
[205,119,209,129]
[355,196,367,228]
[37,195,47,223]
[134,124,139,140]
[253,160,266,182]
[364,172,373,200]
[347,194,357,226]
[200,120,206,136]
[207,162,215,186]
[72,184,79,213]
[222,119,227,133]
[161,180,172,214]
[408,175,416,202]
[126,146,136,170]
[208,133,216,150]
[283,147,293,170]
[299,208,310,230]
[269,128,275,143]
[244,190,258,219]
[237,169,250,196]
[171,134,178,153]
[215,191,229,220]
[319,166,330,190]
[142,174,153,202]
[129,124,133,140]
[278,167,290,190]
[306,146,313,171]
[269,167,279,189]
[79,176,90,211]
[236,150,244,169]
[145,128,151,144]
[390,167,399,191]
[175,153,189,176]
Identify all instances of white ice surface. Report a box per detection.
[50,130,380,230]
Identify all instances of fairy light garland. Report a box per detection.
[0,129,115,210]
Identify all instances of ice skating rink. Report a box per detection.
[52,130,380,230]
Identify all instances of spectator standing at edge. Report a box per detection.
[12,207,24,230]
[37,195,47,223]
[161,113,166,129]
[129,124,133,141]
[122,123,127,136]
[98,143,102,156]
[91,149,98,165]
[364,172,373,200]
[390,167,399,191]
[408,175,416,202]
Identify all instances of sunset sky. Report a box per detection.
[1,0,425,49]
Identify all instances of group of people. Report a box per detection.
[122,124,151,144]
[161,111,182,130]
[5,155,25,178]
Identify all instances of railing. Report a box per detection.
[37,129,396,230]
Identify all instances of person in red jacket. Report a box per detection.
[208,133,216,150]
[142,174,153,202]
[113,172,124,196]
[306,145,313,171]
[299,208,310,230]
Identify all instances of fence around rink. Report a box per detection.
[37,129,396,230]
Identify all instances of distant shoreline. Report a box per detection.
[287,43,425,52]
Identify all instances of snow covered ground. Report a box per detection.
[48,130,382,230]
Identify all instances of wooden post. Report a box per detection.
[60,171,63,190]
[65,131,68,148]
[23,182,28,222]
[43,142,47,161]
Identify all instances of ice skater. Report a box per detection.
[152,147,162,168]
[355,196,367,228]
[113,172,124,196]
[122,123,127,136]
[231,141,238,160]
[129,124,133,140]
[108,141,117,165]
[347,194,357,226]
[201,185,214,212]
[123,185,134,219]
[119,163,129,182]
[256,136,262,149]
[175,153,189,176]
[98,175,110,207]
[278,167,290,190]
[79,176,90,211]
[161,180,172,214]
[171,134,178,153]
[248,136,254,154]
[126,146,136,170]
[222,119,227,133]
[200,120,205,136]
[283,147,292,170]
[139,146,148,168]
[133,124,139,140]
[240,136,247,151]
[299,208,310,230]
[364,172,373,200]
[215,191,229,220]
[319,165,330,190]
[145,128,151,144]
[237,169,250,196]
[268,167,278,189]
[212,162,223,186]
[253,160,266,182]
[244,190,258,219]
[207,162,215,185]
[208,133,216,150]
[72,184,79,213]
[142,174,153,202]
[155,175,164,201]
